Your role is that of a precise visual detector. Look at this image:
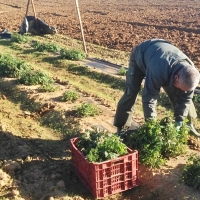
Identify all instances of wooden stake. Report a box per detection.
[75,0,87,55]
[25,0,30,17]
[30,0,37,19]
[30,0,40,33]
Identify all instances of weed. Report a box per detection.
[11,33,29,43]
[76,103,99,117]
[60,49,86,60]
[32,41,61,52]
[193,94,200,103]
[19,70,54,86]
[182,154,200,189]
[40,110,81,139]
[62,90,79,102]
[117,66,127,76]
[66,64,125,90]
[39,83,56,92]
[0,54,31,78]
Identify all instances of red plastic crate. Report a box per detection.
[70,137,139,199]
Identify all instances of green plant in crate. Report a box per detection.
[60,49,86,60]
[62,90,79,102]
[182,154,200,189]
[76,103,99,117]
[76,130,128,162]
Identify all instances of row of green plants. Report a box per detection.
[0,53,56,92]
[12,33,126,75]
[0,53,100,117]
[11,33,86,61]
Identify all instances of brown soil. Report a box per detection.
[0,0,200,200]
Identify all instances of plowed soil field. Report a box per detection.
[1,1,200,200]
[1,0,200,70]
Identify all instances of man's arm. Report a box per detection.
[174,90,194,122]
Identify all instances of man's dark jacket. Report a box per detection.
[134,39,195,121]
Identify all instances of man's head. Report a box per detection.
[173,64,200,91]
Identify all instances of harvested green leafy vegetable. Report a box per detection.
[76,130,128,162]
[124,115,189,168]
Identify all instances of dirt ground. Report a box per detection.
[0,0,200,200]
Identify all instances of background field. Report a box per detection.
[1,0,200,69]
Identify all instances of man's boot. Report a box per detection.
[187,123,200,138]
[116,127,127,137]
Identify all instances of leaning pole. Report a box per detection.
[75,0,87,55]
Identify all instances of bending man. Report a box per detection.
[114,39,200,137]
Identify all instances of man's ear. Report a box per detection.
[174,75,179,80]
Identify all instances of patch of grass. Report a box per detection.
[40,110,81,139]
[32,41,61,52]
[11,33,30,44]
[60,49,86,60]
[62,90,79,102]
[19,70,54,86]
[43,33,129,66]
[38,83,57,92]
[193,94,200,103]
[66,64,125,90]
[0,54,31,78]
[117,66,127,76]
[76,103,99,117]
[182,154,200,189]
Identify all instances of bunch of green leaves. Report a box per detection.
[60,49,86,60]
[11,33,29,44]
[76,130,128,162]
[0,54,31,78]
[19,70,54,86]
[38,83,56,92]
[62,90,79,102]
[32,41,61,52]
[117,66,127,76]
[76,103,99,117]
[193,94,200,103]
[160,116,188,158]
[126,119,165,168]
[125,116,189,168]
[182,154,200,189]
